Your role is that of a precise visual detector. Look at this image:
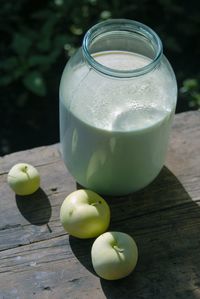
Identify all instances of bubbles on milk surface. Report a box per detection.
[112,106,169,131]
[94,51,149,70]
[68,51,172,131]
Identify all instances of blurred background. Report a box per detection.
[1,0,200,156]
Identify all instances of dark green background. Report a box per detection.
[1,0,200,156]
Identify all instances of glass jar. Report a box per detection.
[59,19,177,196]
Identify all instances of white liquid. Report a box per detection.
[60,51,176,195]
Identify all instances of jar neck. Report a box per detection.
[82,19,163,78]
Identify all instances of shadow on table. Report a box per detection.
[72,166,200,299]
[69,236,97,276]
[16,188,51,226]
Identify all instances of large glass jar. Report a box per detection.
[59,19,177,196]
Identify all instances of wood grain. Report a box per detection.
[0,111,199,299]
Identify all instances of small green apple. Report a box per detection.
[7,163,40,195]
[91,231,138,280]
[60,189,110,239]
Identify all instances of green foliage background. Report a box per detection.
[1,0,200,155]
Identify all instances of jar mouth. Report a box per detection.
[82,19,163,78]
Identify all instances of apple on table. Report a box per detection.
[7,163,40,196]
[60,189,110,239]
[91,231,138,280]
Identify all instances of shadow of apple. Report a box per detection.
[71,166,200,299]
[69,235,97,276]
[16,187,51,225]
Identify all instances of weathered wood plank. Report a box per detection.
[0,236,104,299]
[0,111,199,299]
[166,111,200,200]
[0,144,61,174]
[0,159,76,251]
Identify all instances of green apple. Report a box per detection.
[7,163,40,195]
[60,189,110,239]
[91,231,138,280]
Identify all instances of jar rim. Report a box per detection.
[82,19,163,78]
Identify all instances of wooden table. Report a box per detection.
[0,111,199,299]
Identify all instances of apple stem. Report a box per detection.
[22,166,30,179]
[90,202,99,206]
[113,245,124,253]
[23,166,28,172]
